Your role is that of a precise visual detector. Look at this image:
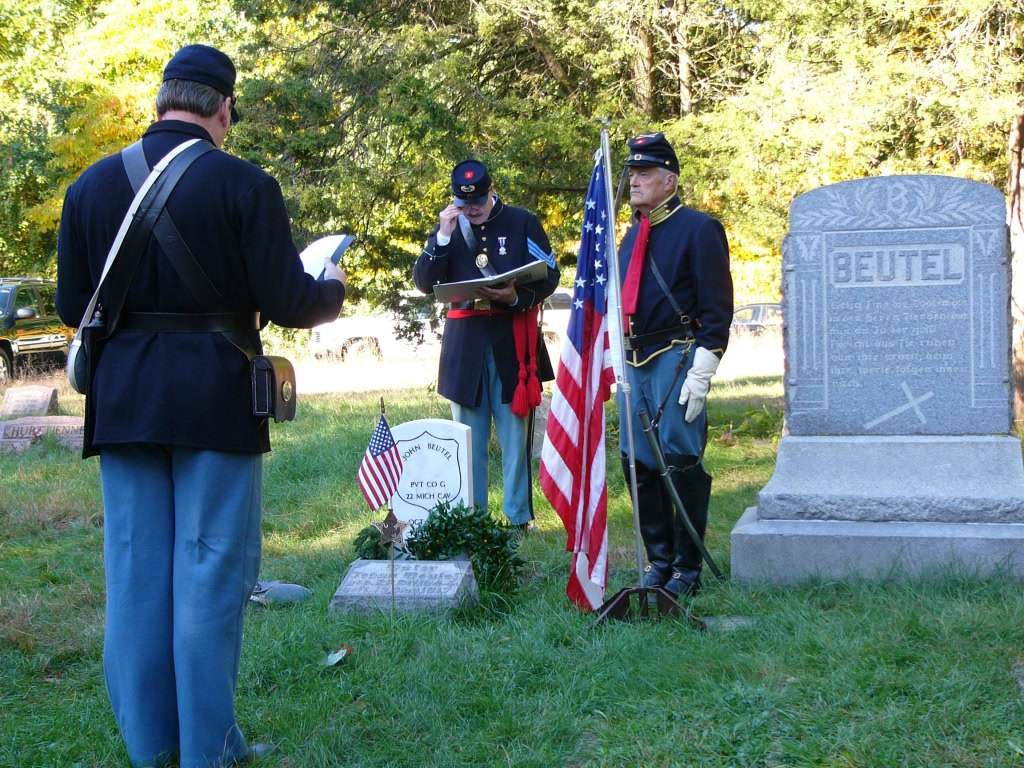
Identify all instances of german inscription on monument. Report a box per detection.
[784,176,1010,435]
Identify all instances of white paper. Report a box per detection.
[300,234,354,278]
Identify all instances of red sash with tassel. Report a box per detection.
[447,306,542,417]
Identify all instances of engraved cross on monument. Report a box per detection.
[732,175,1024,583]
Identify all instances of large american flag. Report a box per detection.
[357,414,404,510]
[539,157,616,612]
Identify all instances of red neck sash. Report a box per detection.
[620,214,650,321]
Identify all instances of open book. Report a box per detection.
[431,259,550,304]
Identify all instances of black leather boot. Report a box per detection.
[622,456,673,587]
[663,453,711,598]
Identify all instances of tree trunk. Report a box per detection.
[1009,112,1024,422]
[675,0,693,116]
[631,4,657,119]
[524,21,573,95]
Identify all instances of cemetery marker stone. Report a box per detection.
[0,386,58,420]
[732,175,1024,582]
[390,419,473,524]
[331,418,478,614]
[532,395,551,459]
[0,416,84,453]
[329,559,479,614]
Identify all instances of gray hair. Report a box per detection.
[657,166,679,192]
[155,78,227,118]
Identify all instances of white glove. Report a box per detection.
[678,346,721,423]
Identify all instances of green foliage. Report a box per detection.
[258,322,306,356]
[733,403,785,440]
[0,0,242,273]
[351,524,389,560]
[404,500,525,593]
[3,0,1024,314]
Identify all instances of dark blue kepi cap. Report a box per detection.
[163,44,240,124]
[624,132,679,174]
[451,159,492,207]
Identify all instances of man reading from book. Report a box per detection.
[414,159,560,532]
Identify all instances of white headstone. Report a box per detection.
[0,386,58,420]
[390,419,473,523]
[532,395,551,459]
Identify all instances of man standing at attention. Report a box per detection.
[57,45,346,767]
[414,160,559,532]
[617,132,733,598]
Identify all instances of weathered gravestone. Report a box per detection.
[532,395,551,459]
[329,559,479,614]
[732,175,1024,583]
[390,419,473,524]
[0,386,58,420]
[0,416,84,453]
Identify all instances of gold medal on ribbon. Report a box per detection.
[475,253,489,269]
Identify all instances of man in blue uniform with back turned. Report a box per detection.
[414,160,559,531]
[617,132,733,598]
[57,45,346,766]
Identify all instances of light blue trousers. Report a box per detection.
[450,341,532,525]
[617,344,707,468]
[100,446,263,768]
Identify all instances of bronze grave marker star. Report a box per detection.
[372,509,411,549]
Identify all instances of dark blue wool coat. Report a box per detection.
[413,197,560,407]
[618,196,733,366]
[57,120,345,455]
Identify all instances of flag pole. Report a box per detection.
[390,512,396,617]
[380,397,395,616]
[599,124,645,588]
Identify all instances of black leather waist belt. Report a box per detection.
[624,324,694,352]
[119,312,260,333]
[450,299,495,311]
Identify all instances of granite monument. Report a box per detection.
[732,175,1024,582]
[0,386,58,420]
[0,415,84,453]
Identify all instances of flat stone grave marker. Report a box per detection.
[390,419,473,524]
[702,616,758,633]
[0,416,84,454]
[0,386,58,420]
[329,559,479,614]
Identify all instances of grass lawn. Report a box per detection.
[3,373,1024,767]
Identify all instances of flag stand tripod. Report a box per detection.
[592,586,705,629]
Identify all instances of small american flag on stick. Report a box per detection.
[357,413,404,510]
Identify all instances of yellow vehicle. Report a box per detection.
[0,278,74,386]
